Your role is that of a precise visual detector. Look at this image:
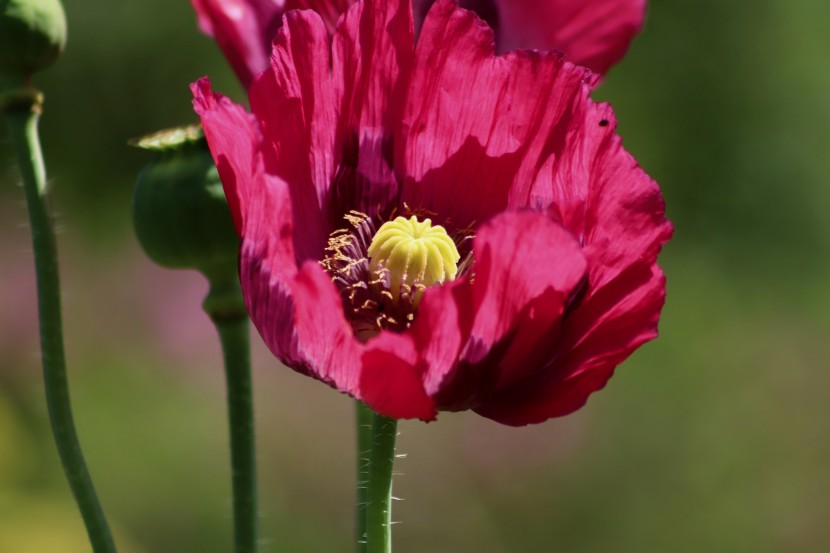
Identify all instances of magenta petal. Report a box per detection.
[289,262,364,390]
[475,263,666,426]
[435,210,587,410]
[327,0,414,215]
[492,0,646,75]
[193,75,364,387]
[190,0,284,88]
[285,0,356,32]
[194,83,306,365]
[471,103,672,426]
[191,0,363,89]
[192,77,260,236]
[464,211,586,363]
[359,278,472,421]
[360,332,437,421]
[249,0,414,251]
[333,0,414,133]
[399,0,597,228]
[249,10,340,260]
[238,183,305,368]
[541,100,672,383]
[411,279,473,398]
[240,176,366,391]
[412,0,644,76]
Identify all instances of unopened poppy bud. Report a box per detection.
[132,125,240,293]
[0,0,67,80]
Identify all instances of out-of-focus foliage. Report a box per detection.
[1,0,828,552]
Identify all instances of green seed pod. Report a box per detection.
[0,0,67,79]
[132,125,240,292]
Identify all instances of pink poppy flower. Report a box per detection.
[191,0,645,87]
[192,0,672,425]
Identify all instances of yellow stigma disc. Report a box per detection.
[367,216,460,301]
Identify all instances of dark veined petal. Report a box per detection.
[191,77,258,235]
[190,0,284,88]
[475,262,666,425]
[433,210,587,412]
[475,101,673,426]
[491,0,646,75]
[249,0,415,257]
[398,0,597,229]
[285,0,355,32]
[248,10,340,261]
[412,0,645,75]
[194,77,366,397]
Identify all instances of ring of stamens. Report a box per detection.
[368,216,460,303]
[320,210,470,339]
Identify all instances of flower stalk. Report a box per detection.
[2,90,117,553]
[365,412,398,553]
[356,400,374,552]
[204,279,258,553]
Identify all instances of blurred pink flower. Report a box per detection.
[191,0,645,87]
[192,0,671,425]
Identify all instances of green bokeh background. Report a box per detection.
[1,1,829,552]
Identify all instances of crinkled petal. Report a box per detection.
[288,261,364,389]
[435,210,587,411]
[358,274,472,421]
[535,99,672,363]
[475,263,666,426]
[192,77,259,236]
[360,333,436,420]
[533,101,671,289]
[412,0,644,75]
[286,0,356,32]
[474,102,673,426]
[190,0,285,88]
[194,76,365,392]
[249,11,340,260]
[333,0,413,133]
[238,173,305,368]
[193,78,306,365]
[250,1,414,254]
[241,192,370,400]
[492,0,645,75]
[240,175,368,400]
[328,0,414,216]
[399,0,597,228]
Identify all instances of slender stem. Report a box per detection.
[206,283,258,553]
[356,401,374,552]
[365,413,398,553]
[4,101,117,552]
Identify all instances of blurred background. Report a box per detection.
[1,0,829,552]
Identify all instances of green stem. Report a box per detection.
[4,99,117,552]
[205,282,258,553]
[365,412,398,553]
[356,401,373,552]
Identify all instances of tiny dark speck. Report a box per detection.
[599,119,609,127]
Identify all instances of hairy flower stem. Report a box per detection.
[365,412,398,553]
[356,401,373,552]
[3,95,117,553]
[205,282,258,553]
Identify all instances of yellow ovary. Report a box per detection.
[367,216,460,302]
